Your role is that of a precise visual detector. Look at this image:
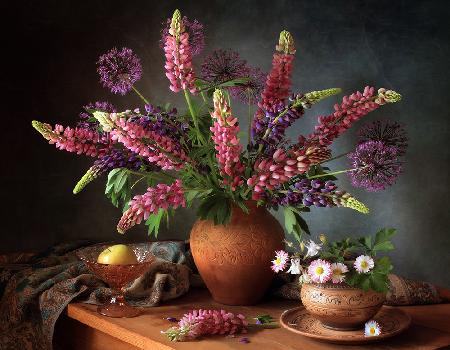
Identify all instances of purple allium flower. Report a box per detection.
[201,49,250,84]
[230,67,266,105]
[160,16,205,56]
[78,101,117,130]
[348,141,402,192]
[358,120,408,156]
[97,47,142,95]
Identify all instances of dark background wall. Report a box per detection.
[3,0,450,287]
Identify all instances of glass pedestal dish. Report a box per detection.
[77,243,155,318]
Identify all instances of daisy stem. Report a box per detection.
[132,86,150,105]
[184,89,205,144]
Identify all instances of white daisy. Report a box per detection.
[354,255,375,274]
[304,240,322,258]
[330,262,348,283]
[364,320,381,337]
[287,258,302,275]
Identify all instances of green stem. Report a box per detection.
[319,152,350,164]
[184,89,204,144]
[307,168,359,179]
[247,96,252,146]
[131,176,146,189]
[132,86,150,105]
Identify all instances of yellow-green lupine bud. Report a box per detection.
[169,9,184,40]
[303,88,342,107]
[93,111,115,132]
[276,30,296,54]
[73,168,98,194]
[331,191,369,214]
[213,88,228,115]
[376,88,402,105]
[32,120,54,140]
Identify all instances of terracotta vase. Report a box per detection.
[301,283,385,330]
[190,201,284,305]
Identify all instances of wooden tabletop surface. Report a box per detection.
[59,288,450,350]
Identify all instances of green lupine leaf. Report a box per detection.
[145,209,165,237]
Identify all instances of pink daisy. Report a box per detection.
[271,250,289,273]
[307,259,332,283]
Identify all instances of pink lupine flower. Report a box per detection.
[247,148,310,199]
[163,309,248,342]
[300,87,402,147]
[210,89,244,191]
[163,9,197,93]
[31,120,112,157]
[117,179,185,234]
[111,117,191,171]
[255,30,296,121]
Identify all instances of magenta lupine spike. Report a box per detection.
[163,9,197,93]
[210,89,244,191]
[117,179,186,234]
[246,148,310,200]
[257,30,295,115]
[111,117,191,171]
[163,309,248,342]
[299,87,402,147]
[32,120,112,157]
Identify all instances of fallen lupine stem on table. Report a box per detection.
[162,309,248,341]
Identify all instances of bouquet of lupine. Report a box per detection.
[32,9,407,239]
[271,229,396,292]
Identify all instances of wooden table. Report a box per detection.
[54,288,450,350]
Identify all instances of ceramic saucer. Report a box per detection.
[280,306,411,345]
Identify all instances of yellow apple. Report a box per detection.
[97,244,138,265]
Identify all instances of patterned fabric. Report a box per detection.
[385,273,442,306]
[272,273,443,305]
[0,240,193,350]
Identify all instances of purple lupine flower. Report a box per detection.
[97,47,142,95]
[348,141,402,192]
[358,120,408,156]
[160,16,205,56]
[201,49,250,84]
[229,67,266,105]
[273,179,334,208]
[78,101,117,130]
[73,149,155,194]
[128,104,188,141]
[272,178,369,213]
[252,93,306,148]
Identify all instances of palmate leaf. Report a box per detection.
[105,168,132,211]
[283,207,310,242]
[197,193,232,225]
[145,209,165,237]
